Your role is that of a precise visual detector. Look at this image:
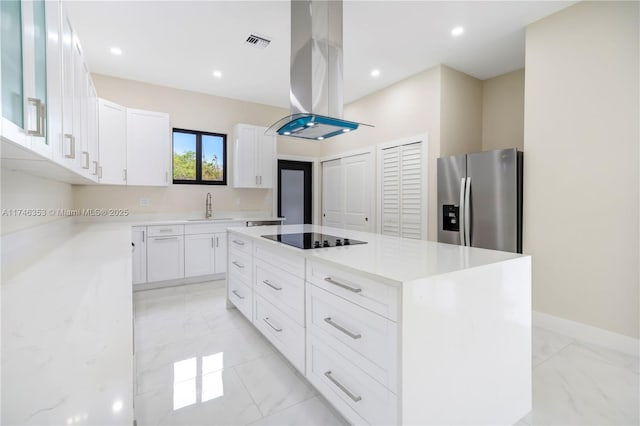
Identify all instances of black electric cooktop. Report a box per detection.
[261,232,367,249]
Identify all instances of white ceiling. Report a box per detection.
[65,1,574,109]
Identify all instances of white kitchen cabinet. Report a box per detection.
[213,232,227,274]
[86,79,99,178]
[98,99,127,185]
[126,108,170,186]
[1,0,50,153]
[147,234,184,282]
[185,233,215,277]
[132,227,147,285]
[232,123,276,188]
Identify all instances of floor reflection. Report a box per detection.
[173,352,224,410]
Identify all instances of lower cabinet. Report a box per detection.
[132,227,147,285]
[132,222,244,286]
[226,230,400,425]
[147,234,185,283]
[185,233,215,277]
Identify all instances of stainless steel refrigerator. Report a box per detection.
[437,148,523,253]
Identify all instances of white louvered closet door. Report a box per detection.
[381,142,424,239]
[381,147,401,236]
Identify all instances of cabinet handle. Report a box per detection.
[153,236,178,241]
[63,134,75,158]
[159,228,173,233]
[123,169,127,182]
[211,237,214,248]
[255,176,258,185]
[82,151,90,169]
[215,236,219,248]
[142,231,145,243]
[92,161,98,175]
[232,261,244,269]
[259,175,262,185]
[98,166,103,179]
[324,277,362,293]
[232,240,245,246]
[263,317,282,332]
[324,371,362,402]
[231,290,245,300]
[27,98,45,137]
[263,279,282,291]
[324,317,362,339]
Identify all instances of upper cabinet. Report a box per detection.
[126,108,170,186]
[232,123,276,188]
[97,101,171,187]
[1,0,50,153]
[98,99,127,185]
[0,0,99,184]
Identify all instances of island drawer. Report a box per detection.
[147,224,184,237]
[307,261,399,321]
[307,284,398,392]
[254,294,305,373]
[255,258,305,326]
[228,249,253,282]
[228,233,253,254]
[254,242,305,278]
[228,271,252,322]
[307,332,398,426]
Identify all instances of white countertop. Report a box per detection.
[2,222,134,425]
[228,224,526,284]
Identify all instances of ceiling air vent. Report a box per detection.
[245,34,271,49]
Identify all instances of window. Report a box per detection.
[173,128,227,185]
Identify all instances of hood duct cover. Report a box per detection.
[267,0,371,141]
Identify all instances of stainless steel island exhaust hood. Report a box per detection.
[267,0,371,141]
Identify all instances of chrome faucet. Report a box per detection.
[205,193,213,219]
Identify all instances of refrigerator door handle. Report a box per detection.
[464,177,472,246]
[459,177,466,246]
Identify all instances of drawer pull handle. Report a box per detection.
[232,261,244,269]
[324,277,362,293]
[263,317,282,332]
[263,279,282,291]
[153,236,178,241]
[324,371,362,403]
[232,240,245,246]
[231,290,245,300]
[324,317,362,340]
[159,228,173,233]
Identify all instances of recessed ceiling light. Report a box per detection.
[370,69,380,78]
[451,26,464,37]
[317,136,324,140]
[110,47,122,55]
[212,70,222,78]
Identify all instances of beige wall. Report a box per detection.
[1,168,73,235]
[75,74,319,216]
[322,65,442,240]
[482,69,525,151]
[524,1,639,338]
[440,65,483,156]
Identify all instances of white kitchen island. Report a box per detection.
[227,224,531,426]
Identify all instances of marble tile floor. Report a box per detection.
[133,281,639,426]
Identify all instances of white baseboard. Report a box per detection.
[533,310,639,357]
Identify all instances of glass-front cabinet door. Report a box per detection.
[1,0,27,146]
[29,0,50,156]
[1,0,51,155]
